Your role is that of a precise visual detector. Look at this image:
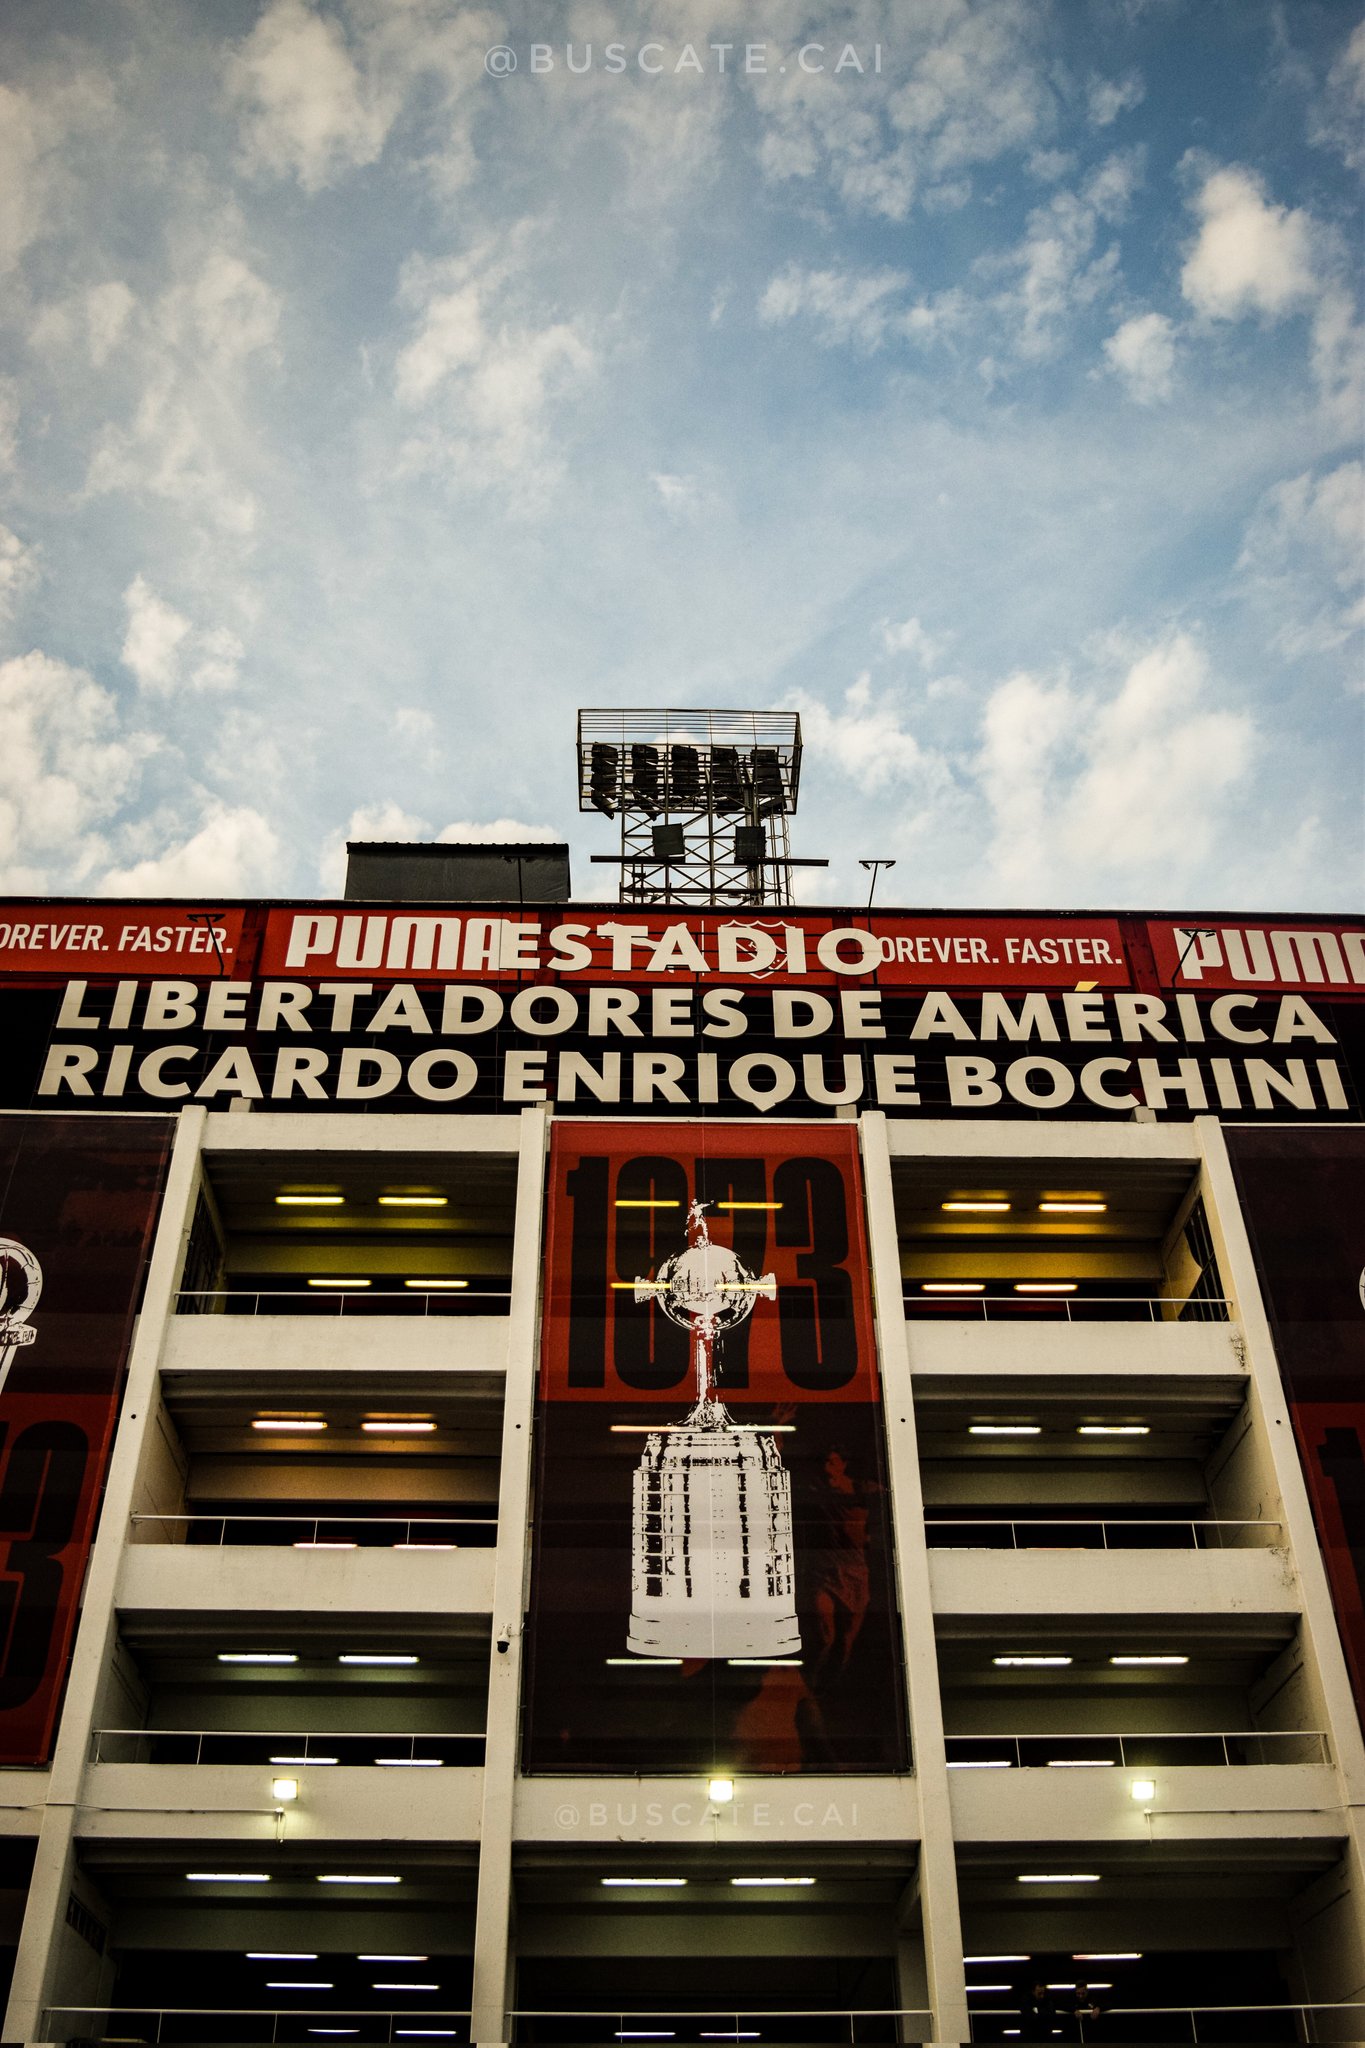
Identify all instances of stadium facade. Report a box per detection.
[0,895,1360,2045]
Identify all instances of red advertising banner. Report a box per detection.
[1148,920,1365,995]
[0,907,246,976]
[1224,1126,1365,1722]
[0,1115,172,1762]
[259,907,1129,986]
[523,1122,906,1775]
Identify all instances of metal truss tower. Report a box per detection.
[575,710,822,907]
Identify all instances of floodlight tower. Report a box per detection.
[576,710,824,906]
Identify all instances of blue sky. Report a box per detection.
[0,0,1360,910]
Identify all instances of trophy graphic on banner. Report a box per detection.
[627,1201,801,1661]
[0,1238,42,1398]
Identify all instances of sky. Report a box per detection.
[0,0,1361,913]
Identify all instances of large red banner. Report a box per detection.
[0,907,246,976]
[523,1123,906,1775]
[0,1115,172,1762]
[1148,919,1365,994]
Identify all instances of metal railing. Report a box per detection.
[176,1286,509,1316]
[970,1998,1365,2041]
[509,2011,932,2045]
[904,1292,1233,1324]
[45,2009,470,2046]
[89,1726,485,1767]
[129,1511,494,1549]
[927,1518,1282,1552]
[946,1728,1330,1770]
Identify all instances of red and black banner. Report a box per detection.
[522,1122,907,1775]
[1225,1126,1365,1723]
[0,1114,172,1763]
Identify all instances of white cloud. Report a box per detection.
[1103,310,1177,403]
[121,576,244,695]
[880,615,948,666]
[758,264,910,350]
[85,249,278,538]
[0,379,16,471]
[995,154,1139,359]
[0,652,151,890]
[0,526,41,623]
[392,244,595,498]
[121,575,191,692]
[30,279,137,366]
[1180,165,1318,321]
[650,473,705,518]
[0,84,51,278]
[1179,161,1362,429]
[1236,461,1365,661]
[1311,19,1365,169]
[1087,72,1144,127]
[394,706,438,744]
[434,817,560,843]
[176,251,281,367]
[976,633,1258,893]
[790,674,937,795]
[317,802,559,892]
[226,0,395,192]
[97,804,284,896]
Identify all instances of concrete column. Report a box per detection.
[5,1104,207,2043]
[470,1105,551,2047]
[858,1112,969,2048]
[1194,1116,1365,1995]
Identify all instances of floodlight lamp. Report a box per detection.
[707,1775,735,1804]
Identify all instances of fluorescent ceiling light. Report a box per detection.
[338,1653,418,1665]
[373,1983,439,1992]
[317,1873,402,1884]
[1014,1281,1078,1293]
[276,1193,344,1206]
[218,1652,297,1665]
[614,1198,680,1208]
[1078,1425,1150,1436]
[1074,1953,1141,1961]
[600,1877,687,1887]
[994,1655,1072,1667]
[1018,1873,1101,1883]
[969,1424,1040,1436]
[964,1955,1029,1964]
[613,1280,668,1289]
[922,1282,986,1293]
[252,1418,326,1433]
[1039,1200,1107,1213]
[605,1657,684,1666]
[247,1951,317,1959]
[375,1757,443,1767]
[269,1754,337,1765]
[728,1658,802,1667]
[361,1419,437,1433]
[966,1985,1013,1993]
[394,1541,457,1551]
[715,1200,781,1209]
[187,1872,269,1882]
[358,1954,429,1961]
[268,1982,333,1991]
[310,2033,359,2038]
[731,1875,815,1886]
[942,1200,1010,1212]
[308,1276,370,1288]
[1110,1654,1188,1666]
[1047,1759,1115,1768]
[404,1278,467,1288]
[379,1194,447,1206]
[947,1759,1012,1769]
[293,1540,357,1550]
